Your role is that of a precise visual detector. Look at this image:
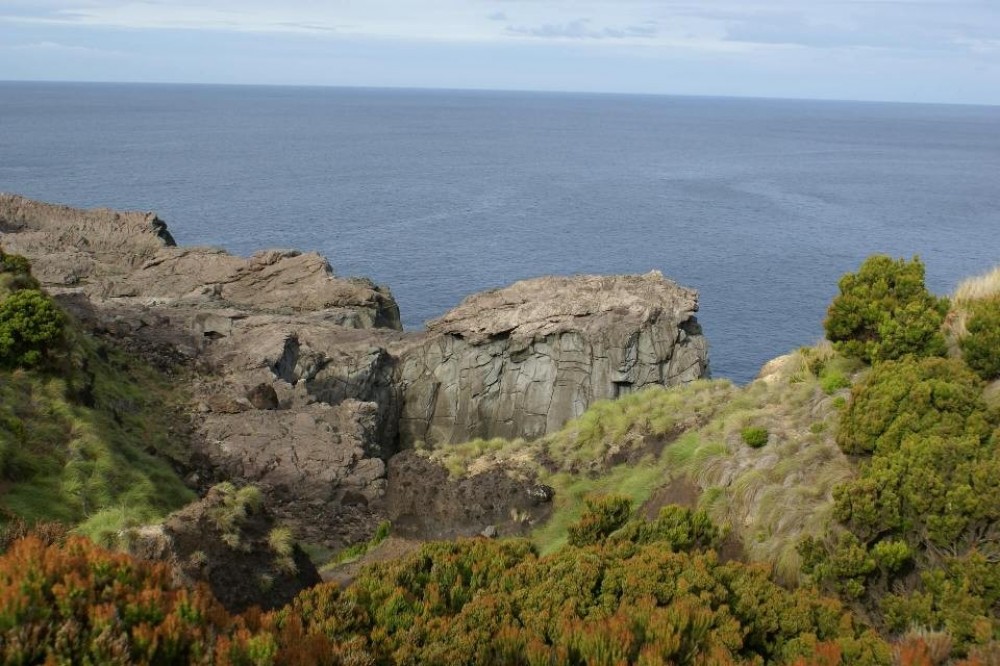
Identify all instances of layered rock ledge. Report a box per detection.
[0,194,709,545]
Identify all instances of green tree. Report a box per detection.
[824,255,947,363]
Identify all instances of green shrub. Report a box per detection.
[961,297,1000,380]
[834,433,1000,547]
[0,289,66,369]
[799,532,877,600]
[741,426,769,448]
[807,347,1000,655]
[566,494,632,546]
[612,504,723,552]
[824,255,948,363]
[820,371,851,394]
[0,249,32,277]
[870,539,913,573]
[836,357,989,456]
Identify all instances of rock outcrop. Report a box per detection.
[0,195,401,328]
[0,194,709,547]
[128,483,321,613]
[396,273,708,445]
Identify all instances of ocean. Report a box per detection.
[1,81,998,383]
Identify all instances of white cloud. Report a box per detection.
[9,39,122,56]
[0,0,996,56]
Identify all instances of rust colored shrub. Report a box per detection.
[0,535,344,665]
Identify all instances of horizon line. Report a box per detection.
[2,77,999,110]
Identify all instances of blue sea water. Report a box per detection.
[1,82,998,383]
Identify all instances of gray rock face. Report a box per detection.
[395,273,708,446]
[0,194,401,329]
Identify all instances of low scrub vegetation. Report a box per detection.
[1,504,895,665]
[4,252,999,664]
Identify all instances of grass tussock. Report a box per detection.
[954,265,1000,304]
[946,264,1000,349]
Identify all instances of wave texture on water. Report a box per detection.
[2,82,998,382]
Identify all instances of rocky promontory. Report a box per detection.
[0,194,709,546]
[396,273,707,445]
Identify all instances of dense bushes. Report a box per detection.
[824,255,947,363]
[1,506,890,665]
[804,259,1000,656]
[960,297,1000,380]
[0,288,66,369]
[836,357,991,456]
[802,352,1000,653]
[0,535,345,665]
[611,503,724,552]
[315,503,888,665]
[566,494,632,546]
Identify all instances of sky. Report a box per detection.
[1,1,999,105]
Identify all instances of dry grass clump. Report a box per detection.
[663,344,859,583]
[954,266,1000,304]
[946,265,1000,347]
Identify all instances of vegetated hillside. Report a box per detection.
[2,253,999,665]
[416,339,862,583]
[405,256,1000,660]
[0,248,194,543]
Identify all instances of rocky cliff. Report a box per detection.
[0,195,401,328]
[396,273,708,445]
[0,194,709,546]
